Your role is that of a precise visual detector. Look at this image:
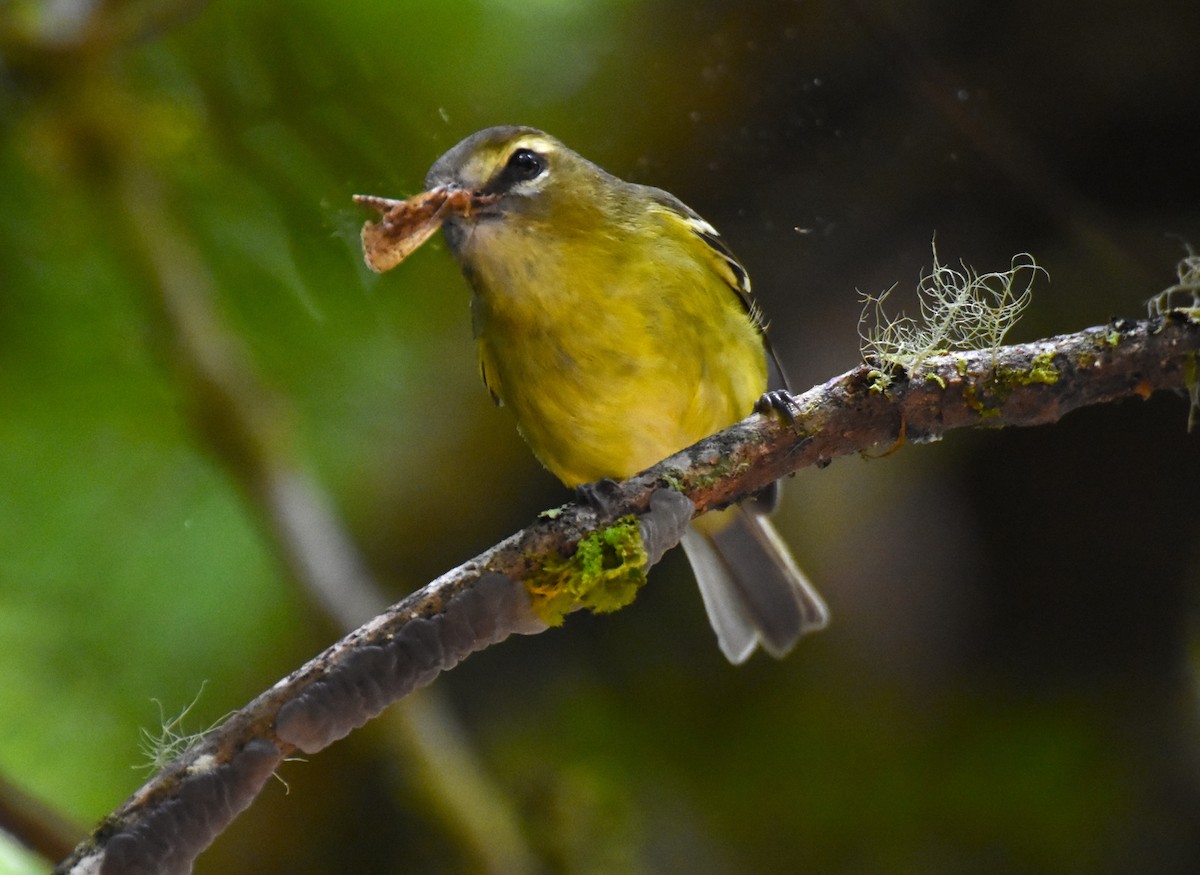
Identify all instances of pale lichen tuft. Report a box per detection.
[860,241,1042,376]
[1147,244,1200,318]
[137,683,215,772]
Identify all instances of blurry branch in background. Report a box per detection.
[55,298,1199,874]
[0,773,84,864]
[109,162,541,875]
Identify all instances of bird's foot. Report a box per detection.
[754,389,801,426]
[575,477,624,516]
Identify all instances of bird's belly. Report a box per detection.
[467,230,769,488]
[482,316,761,487]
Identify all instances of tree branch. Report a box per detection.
[55,311,1198,875]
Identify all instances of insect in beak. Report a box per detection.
[354,187,497,273]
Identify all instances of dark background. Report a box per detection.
[2,1,1199,872]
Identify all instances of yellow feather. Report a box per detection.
[466,194,765,485]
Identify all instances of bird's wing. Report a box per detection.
[644,188,790,393]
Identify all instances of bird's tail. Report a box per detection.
[680,506,828,664]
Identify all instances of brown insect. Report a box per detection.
[353,188,496,273]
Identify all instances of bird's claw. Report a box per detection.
[754,389,801,426]
[575,477,624,516]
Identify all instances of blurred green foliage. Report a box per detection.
[3,1,1200,873]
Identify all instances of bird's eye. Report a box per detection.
[506,148,545,182]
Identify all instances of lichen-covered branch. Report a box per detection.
[662,312,1198,514]
[55,310,1198,875]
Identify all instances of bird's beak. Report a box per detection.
[353,185,496,273]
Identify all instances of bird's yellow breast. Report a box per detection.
[460,210,767,487]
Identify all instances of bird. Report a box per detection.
[420,125,828,663]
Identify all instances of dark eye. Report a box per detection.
[506,148,545,182]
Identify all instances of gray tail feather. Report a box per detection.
[680,507,828,664]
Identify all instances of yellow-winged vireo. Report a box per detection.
[421,126,827,663]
